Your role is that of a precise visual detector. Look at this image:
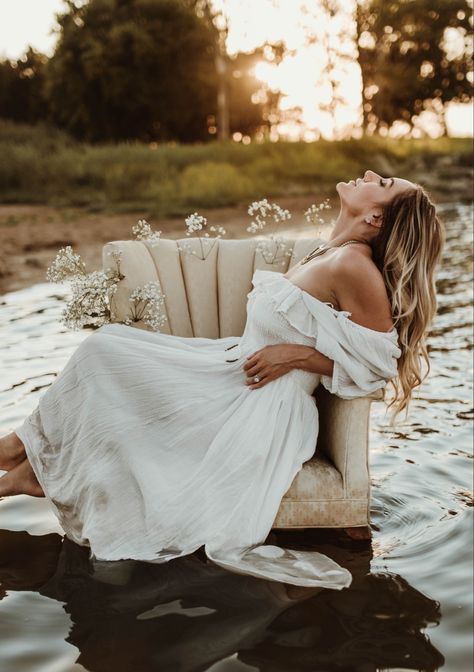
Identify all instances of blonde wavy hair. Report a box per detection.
[370,185,446,425]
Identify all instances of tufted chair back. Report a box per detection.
[102,236,327,338]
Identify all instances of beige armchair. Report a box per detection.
[102,236,381,535]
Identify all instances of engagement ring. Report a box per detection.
[253,376,260,383]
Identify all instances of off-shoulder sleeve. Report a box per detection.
[249,270,402,399]
[318,352,396,399]
[300,292,402,400]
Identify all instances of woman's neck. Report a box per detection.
[326,209,371,247]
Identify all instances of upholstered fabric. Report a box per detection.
[103,237,382,529]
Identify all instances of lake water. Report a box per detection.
[0,202,472,672]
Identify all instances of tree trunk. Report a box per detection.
[215,53,229,141]
[355,1,369,133]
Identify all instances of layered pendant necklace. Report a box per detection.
[300,239,369,265]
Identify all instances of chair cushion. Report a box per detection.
[283,452,343,501]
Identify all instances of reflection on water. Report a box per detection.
[0,203,472,671]
[0,532,445,672]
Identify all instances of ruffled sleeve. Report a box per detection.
[299,292,402,399]
[318,350,398,400]
[250,269,321,339]
[250,270,402,400]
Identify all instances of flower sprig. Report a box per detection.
[304,199,331,238]
[131,219,162,247]
[46,245,87,283]
[46,243,167,332]
[247,199,291,233]
[177,212,227,260]
[46,246,123,330]
[123,282,167,331]
[185,212,207,234]
[246,199,293,266]
[61,269,121,330]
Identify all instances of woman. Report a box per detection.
[0,170,445,589]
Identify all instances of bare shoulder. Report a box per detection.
[330,245,380,285]
[330,247,394,332]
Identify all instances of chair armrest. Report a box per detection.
[314,385,378,499]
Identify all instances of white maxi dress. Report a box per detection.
[14,269,402,590]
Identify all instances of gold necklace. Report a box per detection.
[300,239,369,265]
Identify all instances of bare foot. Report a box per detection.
[0,432,26,471]
[0,456,45,498]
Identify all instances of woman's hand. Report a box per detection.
[243,344,308,389]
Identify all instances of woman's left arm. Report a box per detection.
[243,344,333,389]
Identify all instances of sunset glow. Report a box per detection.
[216,0,473,140]
[0,0,472,139]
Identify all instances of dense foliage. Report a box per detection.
[0,119,470,213]
[357,0,473,133]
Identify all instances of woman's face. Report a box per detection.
[337,170,416,214]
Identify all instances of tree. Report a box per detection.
[227,46,283,139]
[192,0,230,139]
[356,0,473,135]
[45,0,219,142]
[302,0,360,140]
[189,0,285,140]
[0,48,48,124]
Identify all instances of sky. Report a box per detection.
[0,0,472,139]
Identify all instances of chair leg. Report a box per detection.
[343,525,372,541]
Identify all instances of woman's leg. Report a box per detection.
[0,432,27,471]
[0,455,45,498]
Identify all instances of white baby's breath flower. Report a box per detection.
[256,234,294,266]
[247,199,291,234]
[181,212,226,260]
[46,245,87,283]
[47,246,125,330]
[128,281,167,331]
[104,249,125,283]
[185,213,207,235]
[131,219,162,247]
[209,225,226,237]
[47,229,169,331]
[303,199,332,241]
[247,200,293,265]
[61,270,121,330]
[304,199,331,227]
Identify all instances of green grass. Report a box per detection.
[0,119,471,215]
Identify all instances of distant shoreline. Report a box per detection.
[1,121,471,215]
